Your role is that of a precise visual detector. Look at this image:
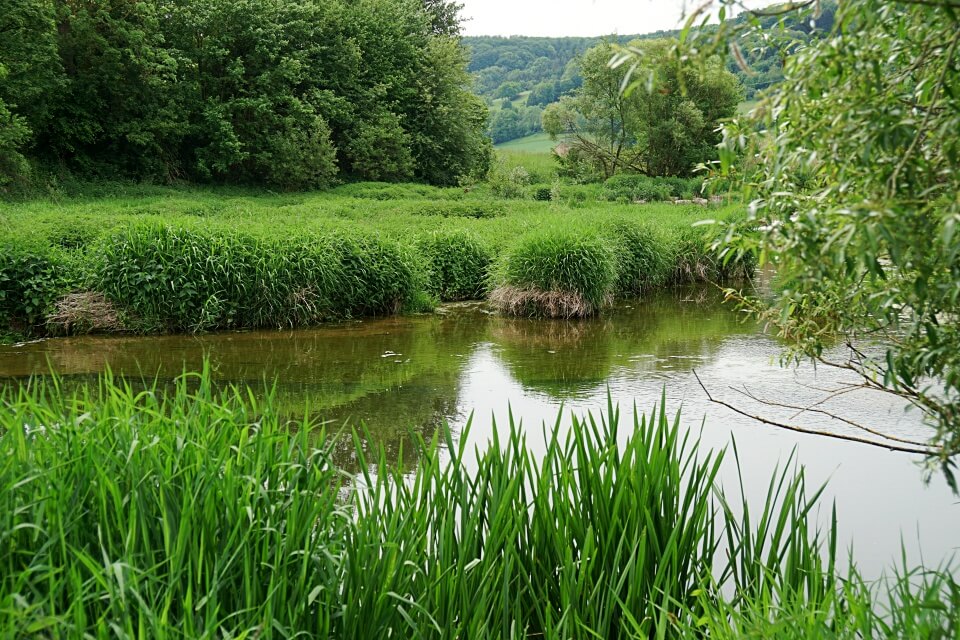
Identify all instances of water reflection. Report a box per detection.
[1,286,957,577]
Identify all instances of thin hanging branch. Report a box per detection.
[692,369,937,456]
[730,386,931,448]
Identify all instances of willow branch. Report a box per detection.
[730,386,931,448]
[887,29,960,197]
[693,370,936,456]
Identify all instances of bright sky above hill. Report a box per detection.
[460,1,762,38]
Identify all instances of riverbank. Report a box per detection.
[1,370,955,638]
[0,183,753,337]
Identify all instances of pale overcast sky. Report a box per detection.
[460,1,757,38]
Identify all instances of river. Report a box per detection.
[1,285,956,578]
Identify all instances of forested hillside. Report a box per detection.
[464,34,646,143]
[465,2,837,144]
[0,0,490,192]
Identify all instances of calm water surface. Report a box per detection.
[2,286,956,577]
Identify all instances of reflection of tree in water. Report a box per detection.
[317,374,464,474]
[0,311,485,474]
[0,288,757,467]
[490,287,754,400]
[491,317,620,399]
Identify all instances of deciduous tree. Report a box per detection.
[544,39,739,179]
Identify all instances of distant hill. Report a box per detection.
[465,2,837,144]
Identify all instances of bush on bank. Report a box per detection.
[0,372,955,638]
[417,231,492,301]
[0,239,77,330]
[96,225,424,332]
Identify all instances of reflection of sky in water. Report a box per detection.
[456,338,958,580]
[1,287,957,579]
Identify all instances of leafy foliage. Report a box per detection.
[0,0,489,191]
[1,371,957,637]
[645,0,960,466]
[0,239,74,328]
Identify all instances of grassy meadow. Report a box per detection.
[494,132,562,152]
[0,176,751,337]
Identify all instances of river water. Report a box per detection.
[1,285,956,578]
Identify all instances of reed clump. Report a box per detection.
[0,371,956,638]
[94,224,423,332]
[603,219,674,295]
[491,232,616,317]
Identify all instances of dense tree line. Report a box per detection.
[0,0,490,191]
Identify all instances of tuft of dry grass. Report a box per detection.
[489,285,611,319]
[46,291,124,335]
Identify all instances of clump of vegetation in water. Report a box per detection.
[0,370,955,637]
[491,232,616,317]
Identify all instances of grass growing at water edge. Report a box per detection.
[1,370,957,637]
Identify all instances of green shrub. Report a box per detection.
[414,201,504,219]
[603,220,673,294]
[533,185,552,201]
[661,176,705,199]
[417,231,492,301]
[489,162,532,199]
[95,224,423,332]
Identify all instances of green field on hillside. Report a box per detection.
[495,132,563,152]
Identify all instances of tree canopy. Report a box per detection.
[543,39,740,179]
[0,0,490,191]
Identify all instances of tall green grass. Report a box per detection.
[1,370,956,638]
[417,230,492,301]
[604,220,674,295]
[1,184,754,336]
[95,224,425,332]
